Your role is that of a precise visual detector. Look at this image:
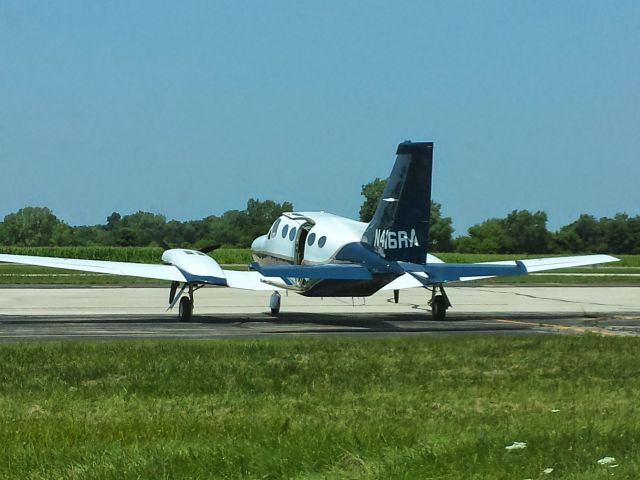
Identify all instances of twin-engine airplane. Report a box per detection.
[0,142,617,321]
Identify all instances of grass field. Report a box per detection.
[1,336,639,479]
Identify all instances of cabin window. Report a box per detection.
[289,226,297,241]
[307,232,316,246]
[318,236,327,248]
[281,224,289,238]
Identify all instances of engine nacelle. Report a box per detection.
[161,249,226,284]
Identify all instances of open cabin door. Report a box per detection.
[294,222,314,265]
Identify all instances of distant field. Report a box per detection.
[0,248,637,285]
[0,336,638,479]
[0,246,252,265]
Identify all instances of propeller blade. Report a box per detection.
[199,244,221,254]
[167,283,187,311]
[169,281,179,304]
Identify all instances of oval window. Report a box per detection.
[318,236,327,248]
[289,226,297,241]
[307,232,316,246]
[281,224,289,238]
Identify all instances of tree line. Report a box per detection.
[0,199,292,250]
[359,178,640,254]
[1,181,639,254]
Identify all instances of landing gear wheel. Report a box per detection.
[178,296,193,322]
[431,295,447,321]
[270,291,281,316]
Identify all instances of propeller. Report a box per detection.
[158,240,221,255]
[198,244,221,254]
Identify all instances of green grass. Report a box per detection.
[0,336,639,479]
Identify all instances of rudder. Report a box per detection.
[362,141,433,263]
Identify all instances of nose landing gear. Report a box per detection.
[270,291,281,316]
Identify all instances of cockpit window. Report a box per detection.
[318,236,327,248]
[281,224,289,238]
[289,226,297,241]
[184,250,195,255]
[307,232,316,246]
[269,218,281,239]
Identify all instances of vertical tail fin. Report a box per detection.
[362,141,433,263]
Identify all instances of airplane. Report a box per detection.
[0,141,618,321]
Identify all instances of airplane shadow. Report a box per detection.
[1,311,623,337]
[189,311,534,335]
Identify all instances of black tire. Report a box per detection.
[178,296,193,322]
[269,292,281,316]
[431,295,447,321]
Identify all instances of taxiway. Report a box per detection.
[0,285,638,341]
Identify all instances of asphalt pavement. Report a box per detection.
[1,285,639,341]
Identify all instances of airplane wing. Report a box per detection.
[0,253,279,291]
[382,254,619,290]
[0,254,187,282]
[399,260,528,283]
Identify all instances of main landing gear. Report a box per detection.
[429,284,451,321]
[169,282,199,322]
[179,296,193,322]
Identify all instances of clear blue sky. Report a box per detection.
[1,1,638,235]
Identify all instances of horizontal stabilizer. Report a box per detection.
[398,261,528,283]
[250,262,373,280]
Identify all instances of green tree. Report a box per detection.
[429,201,454,251]
[200,199,294,248]
[359,178,387,223]
[359,178,454,251]
[455,218,507,253]
[553,214,605,253]
[1,207,63,246]
[455,210,551,254]
[503,210,551,253]
[105,211,168,246]
[600,213,640,254]
[106,212,122,231]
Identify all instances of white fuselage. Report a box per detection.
[251,212,367,266]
